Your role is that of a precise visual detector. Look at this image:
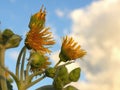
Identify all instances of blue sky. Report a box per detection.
[1,0,120,90]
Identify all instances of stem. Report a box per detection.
[16,46,26,79]
[28,71,45,82]
[20,47,26,81]
[54,60,61,68]
[0,65,19,88]
[25,62,30,79]
[26,75,46,89]
[57,61,74,68]
[0,47,8,90]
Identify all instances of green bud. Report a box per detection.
[56,66,70,85]
[69,67,81,82]
[29,52,46,68]
[56,66,68,76]
[5,34,22,49]
[53,77,63,90]
[2,29,14,38]
[45,67,56,78]
[64,85,78,90]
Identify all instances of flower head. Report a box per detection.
[59,36,86,62]
[29,52,51,72]
[25,27,55,54]
[25,6,55,54]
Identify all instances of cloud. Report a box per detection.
[55,9,65,17]
[68,0,120,90]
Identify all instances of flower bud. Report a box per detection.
[29,52,50,72]
[56,66,68,76]
[53,77,63,90]
[2,29,14,39]
[45,67,56,78]
[69,67,81,82]
[5,34,22,49]
[56,66,70,85]
[30,52,46,67]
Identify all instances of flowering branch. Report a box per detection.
[0,5,86,90]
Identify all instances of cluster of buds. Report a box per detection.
[53,66,80,90]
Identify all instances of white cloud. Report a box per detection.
[68,0,120,90]
[55,9,64,17]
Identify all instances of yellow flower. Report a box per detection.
[59,36,86,62]
[25,27,55,54]
[25,6,55,54]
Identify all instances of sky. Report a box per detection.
[0,0,120,90]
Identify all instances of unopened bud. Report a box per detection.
[69,67,81,82]
[45,67,56,78]
[5,34,22,49]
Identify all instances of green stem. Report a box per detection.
[25,62,30,79]
[0,47,8,90]
[54,60,61,68]
[26,75,46,89]
[16,46,26,79]
[57,61,74,69]
[0,65,20,88]
[20,47,26,81]
[28,71,45,82]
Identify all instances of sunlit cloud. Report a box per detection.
[68,0,120,90]
[51,0,120,90]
